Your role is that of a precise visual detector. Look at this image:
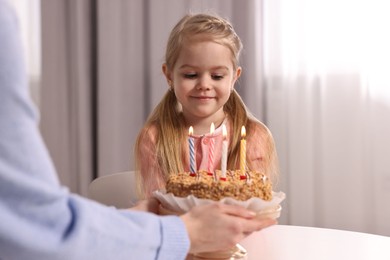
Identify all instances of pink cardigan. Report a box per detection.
[138,118,274,198]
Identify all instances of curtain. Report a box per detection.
[264,0,390,235]
[9,0,41,107]
[40,0,93,196]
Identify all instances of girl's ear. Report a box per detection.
[234,66,242,82]
[162,63,173,87]
[231,67,242,92]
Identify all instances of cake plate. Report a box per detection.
[190,243,247,259]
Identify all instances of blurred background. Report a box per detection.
[11,0,390,236]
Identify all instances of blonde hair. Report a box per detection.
[165,13,242,71]
[135,13,278,195]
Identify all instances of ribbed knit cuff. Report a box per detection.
[157,215,190,260]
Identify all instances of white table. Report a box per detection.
[240,225,390,260]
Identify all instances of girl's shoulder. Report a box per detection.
[246,119,275,146]
[248,119,271,135]
[139,124,158,144]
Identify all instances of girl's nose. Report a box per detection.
[196,76,211,90]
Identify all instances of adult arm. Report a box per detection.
[0,1,189,259]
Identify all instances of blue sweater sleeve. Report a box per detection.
[0,1,190,259]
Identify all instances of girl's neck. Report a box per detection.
[185,113,226,135]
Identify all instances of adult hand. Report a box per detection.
[130,197,160,214]
[180,203,276,254]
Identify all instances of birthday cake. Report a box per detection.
[165,170,273,201]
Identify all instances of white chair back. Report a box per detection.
[88,171,138,208]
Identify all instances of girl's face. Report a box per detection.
[163,39,241,127]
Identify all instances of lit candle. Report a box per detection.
[240,126,246,176]
[221,124,228,180]
[188,126,196,174]
[207,123,215,175]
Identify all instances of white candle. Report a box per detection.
[240,126,246,176]
[188,126,196,174]
[207,123,215,175]
[221,124,228,179]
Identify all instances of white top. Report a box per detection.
[241,225,390,260]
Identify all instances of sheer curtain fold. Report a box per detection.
[97,0,146,178]
[40,0,92,195]
[265,0,390,235]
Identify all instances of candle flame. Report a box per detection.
[241,125,246,138]
[189,126,194,135]
[210,122,215,134]
[222,124,227,139]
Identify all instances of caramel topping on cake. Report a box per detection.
[166,170,272,201]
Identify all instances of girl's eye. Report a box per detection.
[212,75,224,80]
[184,73,197,79]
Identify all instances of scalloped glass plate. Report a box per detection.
[153,190,286,216]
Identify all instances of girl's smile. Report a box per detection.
[191,95,216,100]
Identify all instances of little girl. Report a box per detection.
[135,13,279,198]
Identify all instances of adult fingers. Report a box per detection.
[241,218,277,234]
[213,203,258,219]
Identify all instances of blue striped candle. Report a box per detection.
[188,126,196,174]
